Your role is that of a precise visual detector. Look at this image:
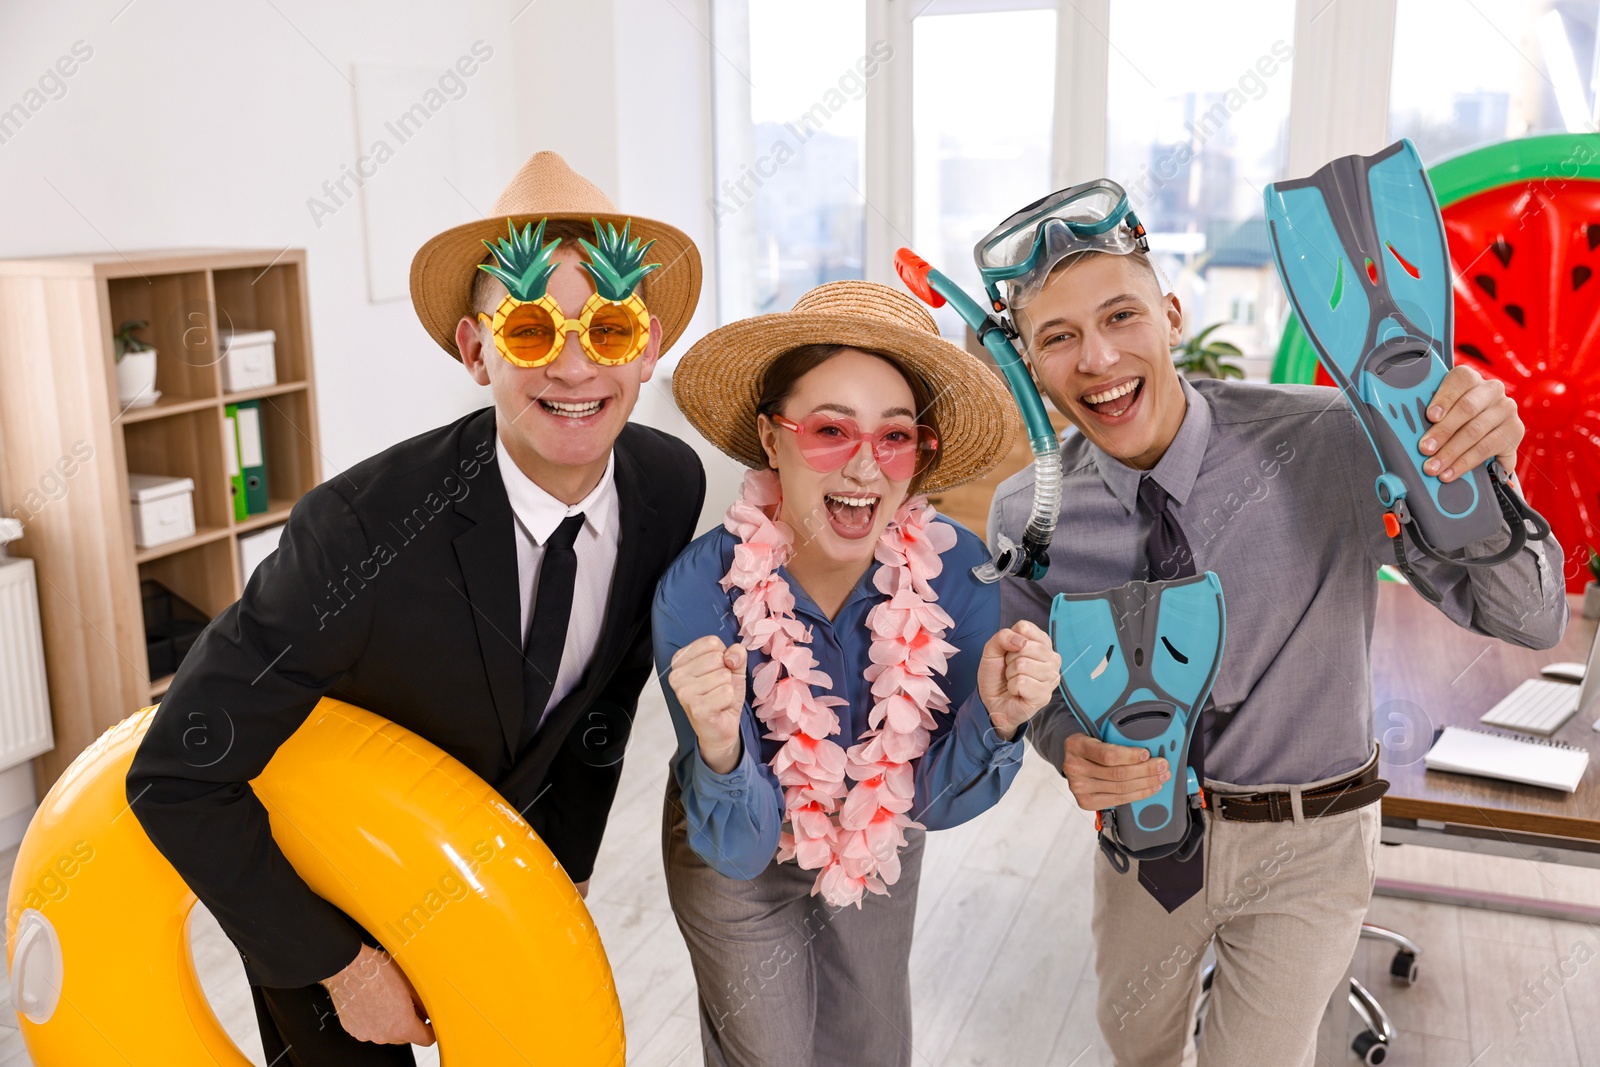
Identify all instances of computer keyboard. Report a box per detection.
[1479,679,1582,735]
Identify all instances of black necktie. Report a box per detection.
[1135,476,1206,911]
[1139,475,1194,582]
[521,513,585,752]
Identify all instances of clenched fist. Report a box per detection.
[668,635,749,773]
[977,620,1063,741]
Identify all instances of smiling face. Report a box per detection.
[457,247,661,501]
[1019,252,1186,471]
[756,348,924,575]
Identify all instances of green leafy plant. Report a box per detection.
[1588,547,1599,583]
[478,218,562,302]
[579,218,659,302]
[1171,322,1246,380]
[114,320,152,363]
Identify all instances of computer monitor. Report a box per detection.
[1581,623,1600,726]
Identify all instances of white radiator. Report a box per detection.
[0,557,55,770]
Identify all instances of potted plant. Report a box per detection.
[114,320,158,407]
[1585,548,1600,620]
[1172,322,1246,380]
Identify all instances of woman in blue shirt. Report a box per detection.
[655,280,1061,1067]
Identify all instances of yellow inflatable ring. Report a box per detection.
[4,698,625,1065]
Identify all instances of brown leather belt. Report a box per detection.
[1210,753,1389,824]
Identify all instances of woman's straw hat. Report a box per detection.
[410,151,701,360]
[673,281,1020,493]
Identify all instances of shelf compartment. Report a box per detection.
[107,272,221,403]
[252,389,319,505]
[212,262,310,384]
[138,537,236,619]
[122,407,232,530]
[137,537,237,692]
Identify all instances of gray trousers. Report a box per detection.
[661,777,926,1067]
[1092,767,1381,1067]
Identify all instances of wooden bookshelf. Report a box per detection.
[0,248,322,788]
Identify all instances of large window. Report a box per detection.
[708,2,1600,359]
[1105,0,1296,365]
[911,6,1057,339]
[1390,0,1600,164]
[711,0,873,322]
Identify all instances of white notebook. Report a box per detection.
[1424,725,1589,793]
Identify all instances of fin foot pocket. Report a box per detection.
[1173,818,1205,863]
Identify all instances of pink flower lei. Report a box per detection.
[718,468,959,908]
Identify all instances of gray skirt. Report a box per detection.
[661,773,927,1067]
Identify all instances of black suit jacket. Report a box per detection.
[127,408,704,988]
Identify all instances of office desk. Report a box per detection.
[1372,583,1599,920]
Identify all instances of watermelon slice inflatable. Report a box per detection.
[1273,134,1600,591]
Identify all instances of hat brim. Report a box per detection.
[671,312,1022,494]
[410,211,702,361]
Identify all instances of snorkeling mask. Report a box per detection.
[976,179,1150,318]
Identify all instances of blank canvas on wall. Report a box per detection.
[350,64,470,304]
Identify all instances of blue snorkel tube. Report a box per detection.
[894,247,1061,583]
[893,180,1149,584]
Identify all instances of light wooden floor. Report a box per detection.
[1,684,1597,1066]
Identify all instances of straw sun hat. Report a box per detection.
[410,150,702,360]
[673,281,1021,493]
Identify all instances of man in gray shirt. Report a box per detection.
[988,248,1566,1066]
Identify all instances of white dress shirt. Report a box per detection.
[495,434,620,728]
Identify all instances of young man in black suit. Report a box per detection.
[127,151,706,1065]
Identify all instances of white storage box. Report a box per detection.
[219,329,278,392]
[128,474,196,549]
[239,523,285,588]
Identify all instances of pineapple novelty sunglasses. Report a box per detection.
[477,293,649,368]
[476,217,660,369]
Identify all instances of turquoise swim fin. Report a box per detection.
[1264,140,1549,596]
[1049,572,1225,863]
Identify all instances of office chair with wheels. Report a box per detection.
[1193,923,1422,1064]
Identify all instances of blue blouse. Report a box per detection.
[651,517,1027,880]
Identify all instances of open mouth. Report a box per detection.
[537,398,606,421]
[823,492,880,540]
[1080,377,1144,421]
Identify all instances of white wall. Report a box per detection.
[0,0,728,479]
[0,0,733,831]
[613,0,746,531]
